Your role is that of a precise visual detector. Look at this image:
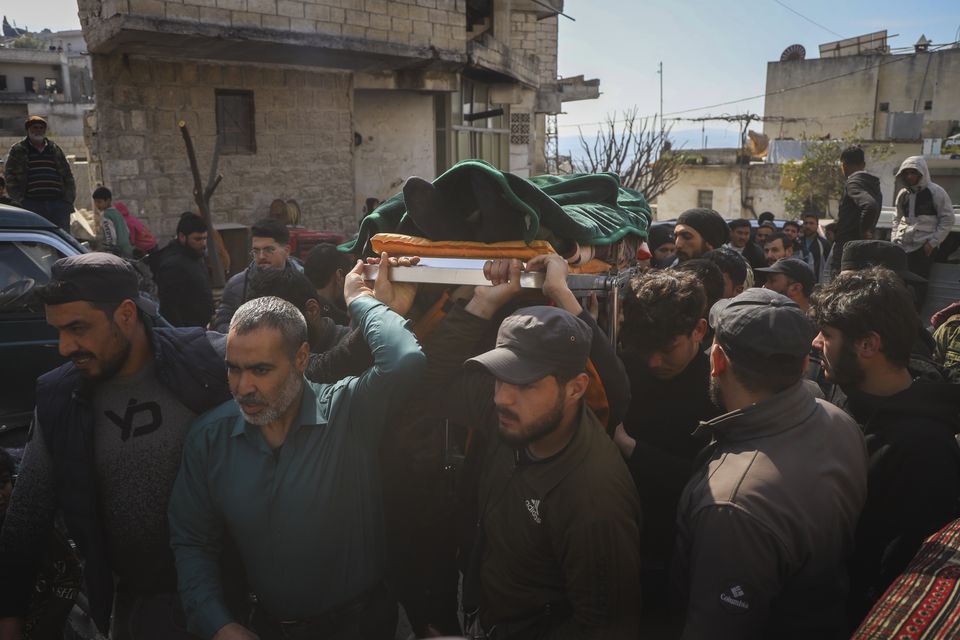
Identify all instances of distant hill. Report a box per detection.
[559,127,742,160]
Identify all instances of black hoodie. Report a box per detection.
[844,379,960,627]
[833,171,883,269]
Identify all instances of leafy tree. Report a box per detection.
[573,107,686,200]
[10,34,44,50]
[780,119,893,217]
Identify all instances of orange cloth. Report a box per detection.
[370,233,557,259]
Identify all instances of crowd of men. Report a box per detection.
[0,136,959,640]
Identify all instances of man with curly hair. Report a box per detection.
[614,269,720,630]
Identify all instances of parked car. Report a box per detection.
[0,205,88,446]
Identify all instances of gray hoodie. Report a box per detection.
[892,156,955,253]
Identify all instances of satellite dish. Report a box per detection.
[780,44,807,61]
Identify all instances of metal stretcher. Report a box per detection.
[363,258,622,345]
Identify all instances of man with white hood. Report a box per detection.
[892,155,954,304]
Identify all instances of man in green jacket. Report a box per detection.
[4,115,75,230]
[423,255,641,639]
[168,256,426,640]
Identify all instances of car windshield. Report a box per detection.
[0,241,63,310]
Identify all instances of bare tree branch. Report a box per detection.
[572,108,684,201]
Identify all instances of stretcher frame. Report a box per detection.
[363,258,622,346]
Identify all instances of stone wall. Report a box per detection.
[510,12,557,86]
[86,0,467,53]
[535,15,557,86]
[87,54,355,237]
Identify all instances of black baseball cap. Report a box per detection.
[755,258,815,295]
[840,240,926,283]
[466,306,592,385]
[709,288,815,369]
[39,252,158,315]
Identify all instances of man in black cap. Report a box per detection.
[674,288,868,639]
[810,267,960,627]
[3,115,76,230]
[647,224,678,268]
[757,257,814,313]
[422,254,640,639]
[674,208,730,262]
[0,253,230,640]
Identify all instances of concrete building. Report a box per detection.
[76,0,599,236]
[0,31,97,199]
[657,31,960,221]
[763,31,960,208]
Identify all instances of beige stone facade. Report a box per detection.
[77,0,598,236]
[86,54,354,235]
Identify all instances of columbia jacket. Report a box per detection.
[673,381,868,640]
[892,156,955,254]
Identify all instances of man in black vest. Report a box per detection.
[0,253,231,640]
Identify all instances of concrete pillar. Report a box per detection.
[59,52,73,102]
[493,0,511,43]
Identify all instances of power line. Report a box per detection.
[771,0,844,39]
[558,43,957,130]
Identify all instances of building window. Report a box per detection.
[215,90,256,155]
[879,102,889,112]
[24,77,36,94]
[0,75,6,90]
[924,100,933,111]
[449,78,509,169]
[697,190,713,209]
[44,78,58,93]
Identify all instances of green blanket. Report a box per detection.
[341,160,651,255]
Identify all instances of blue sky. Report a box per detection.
[558,0,960,146]
[10,0,960,150]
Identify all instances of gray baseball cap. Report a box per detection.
[709,288,815,368]
[466,306,592,385]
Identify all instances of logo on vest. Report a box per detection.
[525,499,542,524]
[719,584,750,614]
[105,399,163,441]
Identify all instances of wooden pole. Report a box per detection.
[179,120,225,287]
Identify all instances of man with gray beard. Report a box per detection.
[168,255,426,640]
[673,288,868,639]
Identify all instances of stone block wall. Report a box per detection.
[88,54,355,237]
[84,0,468,53]
[510,12,557,87]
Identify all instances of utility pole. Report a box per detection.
[657,61,664,150]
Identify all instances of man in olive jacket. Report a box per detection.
[422,255,641,639]
[4,115,75,230]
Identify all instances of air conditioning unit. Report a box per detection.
[885,112,924,141]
